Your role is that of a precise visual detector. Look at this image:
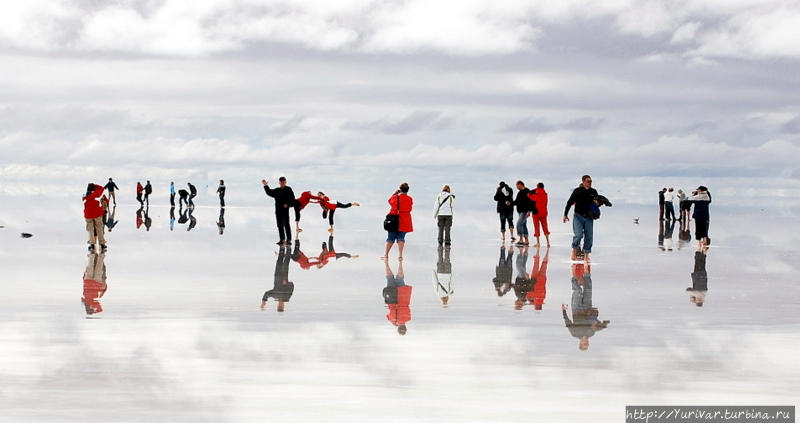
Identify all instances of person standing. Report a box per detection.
[104,178,119,205]
[187,182,197,207]
[664,187,677,221]
[136,182,144,206]
[178,188,189,207]
[83,183,108,252]
[143,181,152,206]
[563,175,599,262]
[658,188,667,221]
[690,186,711,246]
[217,180,226,207]
[433,185,454,245]
[263,177,296,245]
[382,182,413,260]
[527,182,550,247]
[170,182,176,206]
[494,181,515,242]
[513,181,533,245]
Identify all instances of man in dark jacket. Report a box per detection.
[263,176,296,245]
[494,181,515,241]
[563,175,599,261]
[144,181,153,205]
[187,182,197,207]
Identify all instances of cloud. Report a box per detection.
[503,117,607,133]
[780,115,800,134]
[342,111,455,134]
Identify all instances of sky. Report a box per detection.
[1,0,799,203]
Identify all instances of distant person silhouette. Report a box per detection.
[187,182,197,207]
[178,188,189,207]
[144,181,152,206]
[104,178,119,205]
[217,180,226,207]
[136,182,144,206]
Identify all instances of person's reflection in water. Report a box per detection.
[82,252,108,316]
[384,259,412,335]
[291,241,320,270]
[317,236,357,269]
[178,206,188,226]
[562,263,610,350]
[677,219,691,251]
[513,245,533,309]
[261,246,295,312]
[144,206,152,232]
[169,206,175,231]
[136,206,144,229]
[493,245,513,297]
[105,204,118,233]
[217,207,225,235]
[686,244,709,307]
[187,206,197,232]
[658,218,664,249]
[529,246,549,311]
[433,245,453,307]
[662,219,675,251]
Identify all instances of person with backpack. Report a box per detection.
[433,184,455,245]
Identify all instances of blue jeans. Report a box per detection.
[571,214,594,253]
[516,212,529,237]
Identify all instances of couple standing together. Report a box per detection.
[494,180,551,247]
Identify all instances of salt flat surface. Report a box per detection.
[1,192,798,423]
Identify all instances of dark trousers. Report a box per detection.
[170,193,175,206]
[437,215,452,244]
[276,209,292,242]
[219,193,225,207]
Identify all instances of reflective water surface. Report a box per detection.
[1,194,798,422]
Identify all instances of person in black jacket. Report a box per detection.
[513,180,533,245]
[263,177,296,246]
[563,175,599,262]
[494,181,515,242]
[187,182,197,207]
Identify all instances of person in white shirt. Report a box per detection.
[664,187,677,221]
[433,185,455,245]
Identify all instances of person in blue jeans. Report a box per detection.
[513,180,533,245]
[563,175,599,262]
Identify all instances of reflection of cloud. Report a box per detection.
[503,117,606,133]
[342,111,455,134]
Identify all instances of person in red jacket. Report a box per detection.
[527,182,551,247]
[317,191,360,233]
[136,182,144,206]
[382,182,414,260]
[383,260,412,335]
[293,191,322,234]
[83,183,108,252]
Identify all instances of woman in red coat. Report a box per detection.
[527,182,550,247]
[382,182,413,260]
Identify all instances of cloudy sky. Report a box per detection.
[1,0,799,200]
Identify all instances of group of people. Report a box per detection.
[261,177,361,246]
[659,186,712,246]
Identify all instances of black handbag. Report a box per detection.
[383,194,401,231]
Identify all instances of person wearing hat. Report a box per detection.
[263,176,296,246]
[689,186,711,246]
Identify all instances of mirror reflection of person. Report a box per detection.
[317,236,357,269]
[686,244,709,307]
[562,263,610,350]
[217,207,225,235]
[513,245,532,310]
[384,259,412,335]
[291,240,321,270]
[104,204,118,233]
[187,206,197,232]
[136,206,144,229]
[178,206,188,226]
[261,246,295,312]
[170,206,175,231]
[492,245,513,297]
[659,219,675,251]
[82,251,107,316]
[432,245,453,307]
[144,206,152,232]
[529,246,549,311]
